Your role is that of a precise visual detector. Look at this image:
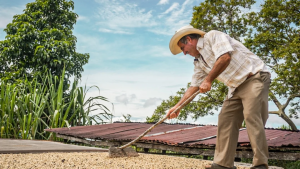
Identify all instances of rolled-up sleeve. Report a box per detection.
[191,62,207,86]
[208,31,234,61]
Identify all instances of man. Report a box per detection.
[167,25,271,169]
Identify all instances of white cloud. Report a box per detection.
[93,0,197,36]
[157,0,169,5]
[74,33,175,62]
[145,45,173,57]
[0,6,24,28]
[166,0,193,24]
[74,33,109,54]
[143,98,162,107]
[112,115,146,123]
[162,3,179,14]
[115,94,136,105]
[148,0,197,35]
[95,0,157,34]
[77,15,90,22]
[98,28,132,34]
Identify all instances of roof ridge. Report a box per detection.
[113,121,217,126]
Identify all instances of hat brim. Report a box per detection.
[169,28,206,55]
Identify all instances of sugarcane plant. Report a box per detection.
[0,77,48,139]
[0,68,112,140]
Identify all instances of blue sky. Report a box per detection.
[1,0,299,128]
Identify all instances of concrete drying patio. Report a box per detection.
[0,139,108,154]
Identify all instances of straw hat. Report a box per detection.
[169,25,206,55]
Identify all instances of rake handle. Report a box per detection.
[119,90,200,149]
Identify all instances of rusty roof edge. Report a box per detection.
[113,121,210,126]
[113,122,300,131]
[144,126,205,138]
[264,127,300,132]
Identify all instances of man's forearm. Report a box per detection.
[205,53,231,83]
[175,86,199,108]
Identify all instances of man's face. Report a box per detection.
[177,36,199,57]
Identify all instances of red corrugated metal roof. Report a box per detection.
[142,125,217,145]
[45,122,300,148]
[234,129,293,146]
[267,132,300,147]
[47,123,198,141]
[189,128,296,147]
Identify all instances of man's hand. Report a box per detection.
[166,106,181,119]
[199,79,212,93]
[166,87,199,119]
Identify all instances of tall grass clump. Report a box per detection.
[0,68,112,140]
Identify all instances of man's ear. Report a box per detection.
[186,36,192,43]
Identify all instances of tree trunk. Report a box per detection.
[269,92,298,131]
[269,111,298,131]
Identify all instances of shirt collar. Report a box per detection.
[195,37,204,60]
[196,37,204,50]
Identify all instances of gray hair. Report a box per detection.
[179,34,201,44]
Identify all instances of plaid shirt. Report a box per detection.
[191,30,269,99]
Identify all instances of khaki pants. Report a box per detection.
[214,72,271,168]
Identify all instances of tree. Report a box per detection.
[147,0,299,130]
[0,0,89,84]
[244,0,300,130]
[190,0,255,41]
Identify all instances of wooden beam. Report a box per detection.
[132,142,215,156]
[57,134,91,145]
[56,134,116,147]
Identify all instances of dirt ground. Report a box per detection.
[0,152,282,169]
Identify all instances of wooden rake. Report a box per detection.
[108,90,200,158]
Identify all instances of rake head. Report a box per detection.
[108,146,139,158]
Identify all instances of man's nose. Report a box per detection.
[183,51,187,55]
